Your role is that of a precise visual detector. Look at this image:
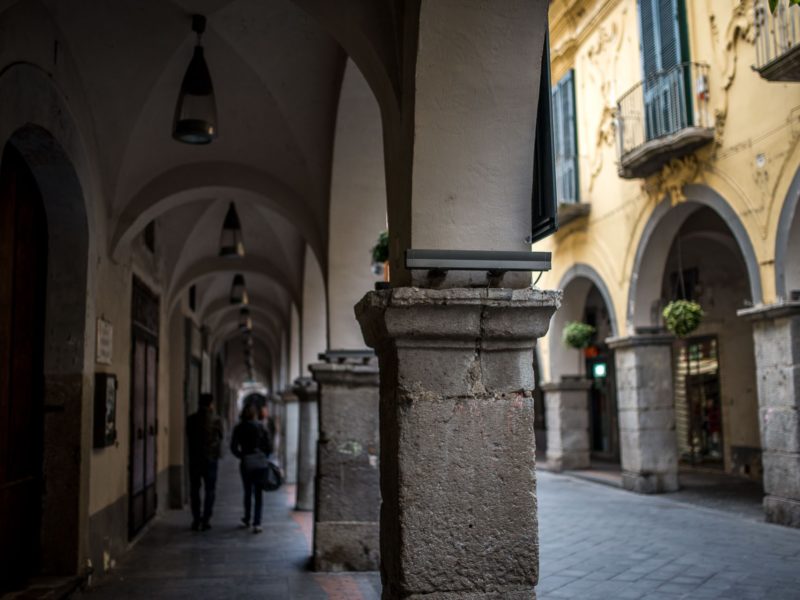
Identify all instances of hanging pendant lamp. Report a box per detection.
[219,202,245,257]
[239,307,253,331]
[173,14,218,144]
[230,274,249,305]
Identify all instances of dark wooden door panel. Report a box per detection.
[129,277,159,539]
[0,145,46,591]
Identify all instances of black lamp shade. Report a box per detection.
[173,44,217,144]
[219,202,245,257]
[239,307,253,331]
[230,274,249,305]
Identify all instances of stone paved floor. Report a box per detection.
[74,461,800,600]
[74,456,381,600]
[537,472,800,600]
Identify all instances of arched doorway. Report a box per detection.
[0,143,48,591]
[0,121,90,585]
[546,265,619,469]
[630,189,761,480]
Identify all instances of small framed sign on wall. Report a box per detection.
[94,373,118,448]
[96,318,113,365]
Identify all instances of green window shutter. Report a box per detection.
[638,0,687,76]
[552,69,578,205]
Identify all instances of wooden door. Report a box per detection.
[129,277,159,538]
[0,145,47,591]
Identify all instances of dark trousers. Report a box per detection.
[241,467,263,526]
[190,458,218,524]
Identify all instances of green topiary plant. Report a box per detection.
[562,321,595,376]
[562,321,596,350]
[662,300,704,338]
[371,230,389,264]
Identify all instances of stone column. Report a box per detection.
[293,377,319,512]
[280,390,300,485]
[740,303,800,527]
[608,334,678,494]
[542,379,592,471]
[356,287,559,599]
[311,355,380,571]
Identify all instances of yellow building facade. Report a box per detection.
[536,0,800,525]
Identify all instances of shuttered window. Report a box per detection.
[531,28,558,243]
[552,70,579,205]
[638,0,690,140]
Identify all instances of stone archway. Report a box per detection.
[627,188,761,480]
[3,124,91,578]
[544,264,619,470]
[775,167,800,301]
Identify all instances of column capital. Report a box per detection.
[738,301,800,321]
[540,378,593,392]
[356,287,560,350]
[292,377,319,402]
[309,361,379,386]
[606,332,674,350]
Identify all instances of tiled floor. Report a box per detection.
[75,456,381,600]
[75,460,800,600]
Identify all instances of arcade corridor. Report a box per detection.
[2,0,800,598]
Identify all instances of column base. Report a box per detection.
[547,452,591,472]
[621,470,679,494]
[764,495,800,528]
[313,521,380,571]
[400,589,536,600]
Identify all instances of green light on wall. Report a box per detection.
[593,362,607,379]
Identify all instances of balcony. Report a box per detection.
[616,62,715,179]
[754,0,800,82]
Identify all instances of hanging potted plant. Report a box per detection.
[662,300,703,338]
[371,230,389,282]
[562,321,596,377]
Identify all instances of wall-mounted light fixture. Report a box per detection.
[173,14,218,144]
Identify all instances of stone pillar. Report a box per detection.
[293,377,319,512]
[740,303,800,527]
[542,379,592,471]
[281,390,300,485]
[310,355,380,571]
[356,287,559,599]
[608,334,678,494]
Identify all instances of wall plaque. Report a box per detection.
[96,318,113,365]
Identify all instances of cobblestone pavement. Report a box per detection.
[537,471,800,600]
[74,461,800,599]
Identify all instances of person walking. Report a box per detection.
[230,404,272,533]
[186,393,223,531]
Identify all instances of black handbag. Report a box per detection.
[253,461,283,491]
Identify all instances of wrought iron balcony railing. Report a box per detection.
[754,0,800,81]
[616,62,714,179]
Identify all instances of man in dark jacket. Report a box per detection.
[186,393,223,531]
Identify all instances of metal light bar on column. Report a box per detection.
[405,249,551,273]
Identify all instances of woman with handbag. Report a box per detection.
[230,404,272,533]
